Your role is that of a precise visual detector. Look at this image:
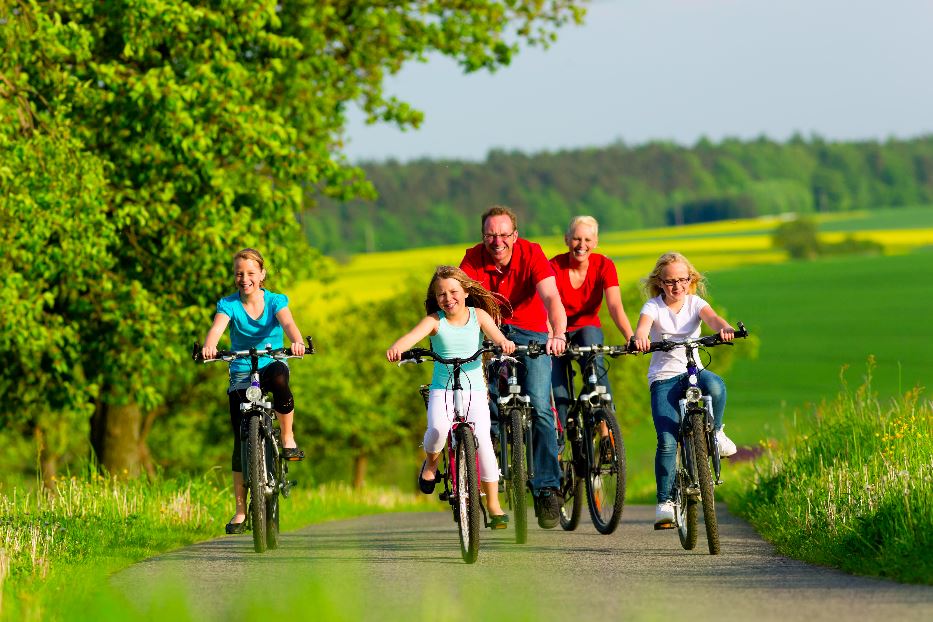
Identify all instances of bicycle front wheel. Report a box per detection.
[507,408,528,544]
[674,446,698,550]
[692,419,720,555]
[248,416,268,553]
[265,437,281,550]
[455,426,481,564]
[558,421,583,531]
[585,408,626,534]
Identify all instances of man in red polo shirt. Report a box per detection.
[460,205,568,529]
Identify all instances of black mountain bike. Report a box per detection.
[486,342,546,544]
[399,344,498,564]
[194,337,314,553]
[644,323,748,555]
[557,344,629,534]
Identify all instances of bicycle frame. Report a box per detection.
[490,352,535,484]
[678,343,721,487]
[562,347,616,477]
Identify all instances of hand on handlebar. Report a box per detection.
[386,346,404,363]
[499,339,516,355]
[290,341,306,357]
[201,344,218,361]
[632,335,651,353]
[719,327,735,342]
[547,335,566,356]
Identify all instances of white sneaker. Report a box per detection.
[716,425,737,457]
[654,501,675,529]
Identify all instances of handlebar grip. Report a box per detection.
[192,342,201,362]
[305,335,315,354]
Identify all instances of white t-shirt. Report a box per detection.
[639,294,710,385]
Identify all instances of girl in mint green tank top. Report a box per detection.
[387,266,516,527]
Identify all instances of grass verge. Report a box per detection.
[0,471,433,621]
[719,360,932,584]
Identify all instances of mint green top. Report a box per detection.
[429,308,486,391]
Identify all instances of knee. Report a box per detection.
[656,434,677,456]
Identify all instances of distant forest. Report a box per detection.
[303,135,933,255]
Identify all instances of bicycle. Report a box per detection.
[642,322,748,555]
[193,337,314,553]
[399,343,498,564]
[556,343,629,534]
[486,341,547,544]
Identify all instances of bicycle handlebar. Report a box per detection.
[192,336,315,363]
[563,343,635,358]
[642,322,749,353]
[398,343,495,367]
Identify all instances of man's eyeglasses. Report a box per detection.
[660,277,692,287]
[483,232,515,242]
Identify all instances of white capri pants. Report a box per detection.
[425,389,499,483]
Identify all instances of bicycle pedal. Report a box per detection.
[654,522,676,530]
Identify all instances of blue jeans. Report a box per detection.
[650,370,726,503]
[551,326,611,434]
[489,325,561,493]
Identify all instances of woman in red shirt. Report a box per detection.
[550,216,634,439]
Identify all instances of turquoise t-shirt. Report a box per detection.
[216,289,288,380]
[429,308,486,391]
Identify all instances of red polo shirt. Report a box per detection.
[460,238,555,333]
[549,252,619,332]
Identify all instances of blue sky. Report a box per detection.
[344,0,933,163]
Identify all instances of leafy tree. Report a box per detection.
[1,0,586,477]
[772,217,821,260]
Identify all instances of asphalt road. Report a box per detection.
[111,505,932,621]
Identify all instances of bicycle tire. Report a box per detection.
[674,449,698,550]
[558,420,583,531]
[455,426,481,564]
[507,408,529,544]
[584,407,626,534]
[265,437,281,550]
[692,419,721,555]
[248,415,268,553]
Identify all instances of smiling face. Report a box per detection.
[434,277,468,319]
[658,261,692,304]
[234,257,265,297]
[566,222,598,265]
[482,214,517,268]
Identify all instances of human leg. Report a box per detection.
[261,362,304,459]
[420,389,454,492]
[227,391,248,532]
[650,375,682,503]
[465,390,506,516]
[698,370,736,456]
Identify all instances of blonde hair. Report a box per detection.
[233,248,266,286]
[643,251,707,299]
[566,215,599,240]
[425,265,509,325]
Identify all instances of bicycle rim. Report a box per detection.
[585,408,626,534]
[455,428,480,563]
[558,420,583,531]
[693,420,721,555]
[674,456,698,550]
[248,416,267,553]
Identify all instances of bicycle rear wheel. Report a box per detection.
[584,408,626,534]
[507,408,528,544]
[455,426,481,564]
[674,448,698,550]
[558,421,583,531]
[692,419,721,555]
[248,415,268,553]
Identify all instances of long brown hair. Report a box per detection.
[642,251,707,299]
[425,265,510,324]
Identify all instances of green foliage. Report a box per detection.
[0,0,585,473]
[773,216,885,259]
[310,136,933,254]
[725,363,933,584]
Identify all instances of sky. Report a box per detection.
[344,0,933,163]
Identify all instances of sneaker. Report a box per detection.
[654,501,675,530]
[534,487,562,529]
[716,425,737,457]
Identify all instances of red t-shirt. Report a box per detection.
[549,252,619,332]
[460,238,555,333]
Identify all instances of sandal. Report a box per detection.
[488,514,509,530]
[225,519,247,534]
[418,460,439,494]
[282,446,305,461]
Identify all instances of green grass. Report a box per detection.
[819,205,933,232]
[0,473,433,622]
[719,364,933,584]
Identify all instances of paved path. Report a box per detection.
[111,505,932,621]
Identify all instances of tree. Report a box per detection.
[1,0,586,477]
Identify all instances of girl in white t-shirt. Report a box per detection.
[632,252,737,529]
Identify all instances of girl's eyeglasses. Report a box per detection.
[661,277,692,287]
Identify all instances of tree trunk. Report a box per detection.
[34,425,58,491]
[91,401,142,478]
[352,452,368,489]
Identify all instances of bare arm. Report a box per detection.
[201,313,231,359]
[633,313,654,352]
[475,308,516,355]
[386,315,440,362]
[699,305,735,341]
[604,285,634,341]
[536,276,567,355]
[275,307,307,356]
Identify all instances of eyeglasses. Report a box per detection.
[483,232,515,242]
[660,277,692,287]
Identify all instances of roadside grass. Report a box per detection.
[719,361,933,585]
[0,472,433,622]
